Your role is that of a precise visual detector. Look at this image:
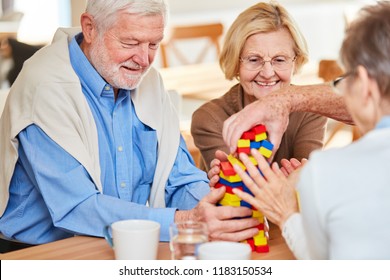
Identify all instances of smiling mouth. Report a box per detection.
[122,64,143,72]
[255,80,278,87]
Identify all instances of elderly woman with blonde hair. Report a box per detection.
[191,1,327,172]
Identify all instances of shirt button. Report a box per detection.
[120,182,126,188]
[118,146,123,152]
[104,85,111,91]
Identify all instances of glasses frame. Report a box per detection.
[239,55,297,72]
[332,72,353,95]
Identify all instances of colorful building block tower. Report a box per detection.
[216,124,274,253]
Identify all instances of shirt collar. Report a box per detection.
[69,32,112,97]
[375,116,390,130]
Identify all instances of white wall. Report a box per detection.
[163,0,375,66]
[15,0,70,44]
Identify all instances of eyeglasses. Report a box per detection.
[332,72,353,95]
[240,55,296,71]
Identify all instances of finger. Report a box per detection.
[210,227,259,242]
[207,161,220,180]
[232,188,261,210]
[280,158,294,175]
[271,162,287,179]
[215,150,228,162]
[238,152,267,187]
[280,166,289,177]
[233,164,261,197]
[208,174,219,188]
[215,205,254,220]
[289,158,302,169]
[251,149,278,182]
[203,186,226,204]
[267,133,281,160]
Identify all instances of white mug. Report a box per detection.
[104,219,160,260]
[198,241,251,260]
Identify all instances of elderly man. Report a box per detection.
[0,0,259,247]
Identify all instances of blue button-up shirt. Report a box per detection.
[0,33,209,244]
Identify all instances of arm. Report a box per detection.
[223,83,352,154]
[17,125,178,242]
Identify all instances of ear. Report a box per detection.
[80,13,96,44]
[356,65,381,108]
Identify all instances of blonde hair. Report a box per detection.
[220,1,308,80]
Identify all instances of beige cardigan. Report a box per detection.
[0,28,180,215]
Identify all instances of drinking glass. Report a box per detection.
[169,221,208,260]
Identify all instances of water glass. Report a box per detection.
[169,221,208,260]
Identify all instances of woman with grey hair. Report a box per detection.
[233,1,390,259]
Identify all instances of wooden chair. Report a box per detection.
[160,22,224,68]
[318,59,361,146]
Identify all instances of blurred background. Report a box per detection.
[0,0,380,155]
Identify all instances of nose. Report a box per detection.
[133,44,150,68]
[259,61,275,78]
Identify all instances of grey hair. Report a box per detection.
[85,0,168,32]
[340,1,390,97]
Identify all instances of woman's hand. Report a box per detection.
[208,150,228,188]
[232,149,299,230]
[280,158,308,177]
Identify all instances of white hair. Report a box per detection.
[85,0,168,32]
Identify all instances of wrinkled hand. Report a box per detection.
[222,93,291,158]
[175,187,260,241]
[232,149,299,230]
[208,150,228,188]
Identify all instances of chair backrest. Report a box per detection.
[318,59,343,82]
[160,22,223,68]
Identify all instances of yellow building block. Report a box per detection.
[254,235,268,246]
[255,132,267,142]
[259,147,272,158]
[237,139,250,148]
[227,154,246,171]
[219,193,241,207]
[219,171,242,183]
[252,210,264,223]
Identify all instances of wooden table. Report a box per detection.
[0,223,294,260]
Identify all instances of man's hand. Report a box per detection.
[175,187,260,241]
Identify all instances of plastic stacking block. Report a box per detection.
[260,140,274,150]
[241,131,255,140]
[237,147,251,154]
[228,154,246,171]
[250,141,261,149]
[255,244,270,253]
[259,147,272,158]
[251,124,266,134]
[255,132,267,142]
[220,161,235,176]
[237,139,250,148]
[219,171,242,183]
